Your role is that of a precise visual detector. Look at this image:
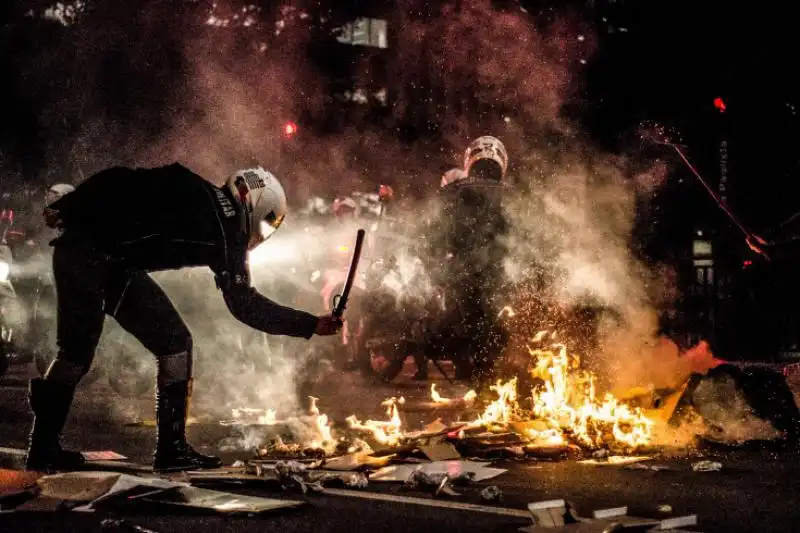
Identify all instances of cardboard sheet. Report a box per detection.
[419,442,462,461]
[137,485,305,514]
[82,451,128,461]
[0,469,43,496]
[36,471,182,504]
[322,452,395,471]
[369,460,506,483]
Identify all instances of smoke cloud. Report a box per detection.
[1,0,691,433]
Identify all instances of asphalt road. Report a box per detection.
[2,363,800,533]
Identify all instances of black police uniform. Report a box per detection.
[425,176,510,383]
[26,163,317,473]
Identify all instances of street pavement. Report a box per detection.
[2,362,800,533]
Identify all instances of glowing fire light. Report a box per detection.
[464,336,654,449]
[228,398,337,454]
[529,343,653,448]
[430,384,479,406]
[283,121,298,137]
[345,397,405,445]
[234,334,653,454]
[308,396,335,451]
[431,384,450,403]
[470,378,519,427]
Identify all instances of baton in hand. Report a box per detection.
[333,228,366,319]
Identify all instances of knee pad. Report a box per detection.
[44,359,88,387]
[157,340,193,388]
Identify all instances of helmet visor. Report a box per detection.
[249,211,285,251]
[260,210,285,240]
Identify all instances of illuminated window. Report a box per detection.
[695,266,714,286]
[692,240,712,257]
[337,18,388,48]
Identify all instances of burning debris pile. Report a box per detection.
[427,332,654,452]
[222,332,655,469]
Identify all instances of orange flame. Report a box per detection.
[430,384,478,405]
[233,334,653,453]
[345,397,405,445]
[463,335,654,449]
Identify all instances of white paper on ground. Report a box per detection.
[36,471,185,510]
[82,451,128,461]
[369,460,506,482]
[577,456,653,466]
[90,473,185,507]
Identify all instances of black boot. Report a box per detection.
[153,381,222,473]
[25,378,86,472]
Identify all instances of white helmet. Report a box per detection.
[226,167,287,250]
[353,191,383,217]
[440,168,467,188]
[46,183,75,206]
[307,196,330,215]
[464,136,508,181]
[332,196,359,217]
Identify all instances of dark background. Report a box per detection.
[3,1,797,223]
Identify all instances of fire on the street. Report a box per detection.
[228,331,655,455]
[526,342,653,448]
[345,397,405,446]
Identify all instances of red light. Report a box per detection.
[713,97,726,113]
[283,121,298,137]
[743,260,753,267]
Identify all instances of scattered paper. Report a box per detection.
[403,419,459,439]
[82,451,128,461]
[592,506,627,519]
[527,499,571,528]
[136,486,305,514]
[424,419,448,434]
[37,472,182,505]
[692,460,722,472]
[323,452,394,471]
[578,456,653,466]
[37,472,129,502]
[419,442,462,462]
[370,461,506,483]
